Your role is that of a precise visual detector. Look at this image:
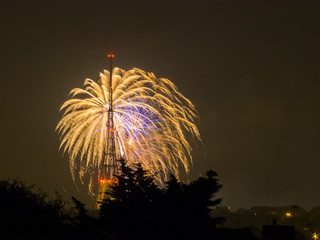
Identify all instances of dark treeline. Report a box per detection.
[0,160,224,240]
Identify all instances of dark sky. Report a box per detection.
[1,0,319,210]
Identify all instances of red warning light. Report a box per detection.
[107,54,115,58]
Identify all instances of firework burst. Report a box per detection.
[57,67,200,191]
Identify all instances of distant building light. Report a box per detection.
[285,212,293,217]
[312,232,319,240]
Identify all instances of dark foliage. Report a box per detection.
[68,197,106,240]
[99,159,224,240]
[0,162,224,240]
[0,179,106,240]
[0,179,65,239]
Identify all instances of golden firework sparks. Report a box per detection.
[56,68,201,192]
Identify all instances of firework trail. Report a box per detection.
[56,68,200,192]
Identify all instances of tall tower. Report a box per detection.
[97,53,119,205]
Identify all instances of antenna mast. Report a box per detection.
[97,52,118,205]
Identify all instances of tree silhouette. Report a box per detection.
[71,196,88,222]
[99,159,162,239]
[0,179,65,239]
[68,197,107,240]
[99,160,224,240]
[0,162,224,239]
[157,171,224,239]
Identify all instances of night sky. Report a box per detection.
[1,0,319,210]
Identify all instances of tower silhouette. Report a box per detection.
[96,53,119,205]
